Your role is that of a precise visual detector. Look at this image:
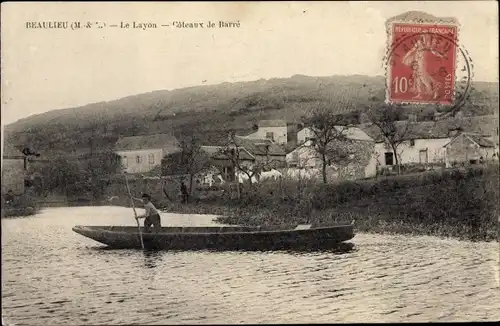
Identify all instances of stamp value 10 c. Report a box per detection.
[387,22,458,105]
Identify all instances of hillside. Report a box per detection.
[4,74,499,153]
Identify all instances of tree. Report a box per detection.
[301,107,353,183]
[368,104,414,175]
[82,150,122,200]
[166,130,211,198]
[35,154,83,197]
[216,131,261,199]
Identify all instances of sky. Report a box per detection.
[1,1,498,126]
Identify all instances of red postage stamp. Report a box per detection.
[387,22,458,105]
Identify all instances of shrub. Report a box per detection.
[215,163,499,241]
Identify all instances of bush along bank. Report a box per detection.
[1,191,41,218]
[214,165,498,242]
[106,164,498,242]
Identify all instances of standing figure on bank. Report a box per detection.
[180,179,189,204]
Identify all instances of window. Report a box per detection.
[266,132,274,141]
[148,153,155,164]
[136,156,143,164]
[292,152,299,161]
[410,139,415,147]
[122,156,128,168]
[384,152,394,166]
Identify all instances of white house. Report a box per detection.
[287,126,377,180]
[297,126,374,145]
[241,120,288,145]
[364,117,499,169]
[373,138,450,167]
[115,133,179,174]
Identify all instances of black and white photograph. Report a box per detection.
[1,1,499,325]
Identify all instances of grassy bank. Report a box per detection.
[150,164,498,242]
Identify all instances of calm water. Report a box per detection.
[1,206,499,325]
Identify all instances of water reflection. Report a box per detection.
[142,250,163,269]
[2,206,499,325]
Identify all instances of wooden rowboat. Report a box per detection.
[72,223,355,251]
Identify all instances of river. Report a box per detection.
[1,206,499,325]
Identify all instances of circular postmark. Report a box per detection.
[384,26,474,119]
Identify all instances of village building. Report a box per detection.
[444,132,498,167]
[240,119,288,145]
[1,143,25,195]
[198,145,256,182]
[115,133,179,174]
[361,116,499,170]
[195,134,287,181]
[232,136,287,168]
[286,126,377,180]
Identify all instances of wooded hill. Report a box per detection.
[4,74,499,154]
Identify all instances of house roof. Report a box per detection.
[338,126,373,141]
[287,140,316,154]
[234,136,286,156]
[200,145,255,161]
[115,133,178,151]
[360,116,499,142]
[465,134,496,148]
[444,133,496,148]
[239,129,259,137]
[2,142,23,158]
[300,126,373,141]
[258,120,287,127]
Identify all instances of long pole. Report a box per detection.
[124,174,144,249]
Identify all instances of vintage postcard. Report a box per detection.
[1,1,499,325]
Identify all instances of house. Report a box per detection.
[287,126,377,180]
[1,143,25,195]
[444,133,498,167]
[362,115,499,169]
[240,120,288,145]
[286,140,317,169]
[232,136,287,168]
[115,133,179,174]
[199,145,256,181]
[196,132,287,181]
[297,126,316,145]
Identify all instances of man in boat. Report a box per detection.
[133,193,162,233]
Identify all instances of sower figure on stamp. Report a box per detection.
[132,193,162,233]
[402,34,445,100]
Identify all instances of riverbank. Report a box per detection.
[153,164,499,242]
[1,193,40,218]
